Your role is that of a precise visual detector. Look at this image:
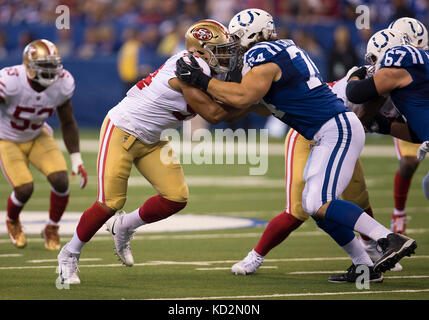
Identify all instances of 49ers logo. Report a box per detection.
[192,27,213,41]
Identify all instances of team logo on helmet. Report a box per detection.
[373,31,389,49]
[237,11,255,27]
[192,27,213,41]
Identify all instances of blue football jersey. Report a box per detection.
[243,39,348,140]
[380,45,429,141]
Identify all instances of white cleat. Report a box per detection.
[359,236,402,272]
[231,249,264,275]
[105,211,135,267]
[57,243,81,284]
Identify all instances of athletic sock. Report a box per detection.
[342,237,374,266]
[393,171,411,212]
[67,232,85,254]
[359,206,374,241]
[325,200,390,241]
[121,208,145,231]
[254,211,303,256]
[7,192,24,221]
[75,201,114,243]
[138,195,186,224]
[49,188,70,224]
[317,218,373,266]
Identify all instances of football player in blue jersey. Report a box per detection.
[347,27,429,205]
[175,8,417,274]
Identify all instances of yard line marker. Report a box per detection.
[195,266,278,271]
[26,258,102,263]
[147,288,429,300]
[0,254,22,258]
[2,255,428,270]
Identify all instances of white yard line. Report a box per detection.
[0,254,22,258]
[57,140,398,157]
[26,258,102,263]
[147,288,429,300]
[1,255,428,271]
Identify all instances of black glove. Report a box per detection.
[365,113,392,134]
[175,54,212,91]
[347,66,368,81]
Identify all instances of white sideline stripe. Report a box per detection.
[195,266,278,271]
[147,289,429,300]
[0,254,22,258]
[26,258,102,263]
[2,256,428,271]
[57,140,398,157]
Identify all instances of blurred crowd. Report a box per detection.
[0,0,428,84]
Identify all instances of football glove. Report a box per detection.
[347,66,368,81]
[175,54,212,91]
[70,152,88,188]
[365,113,392,134]
[417,141,429,162]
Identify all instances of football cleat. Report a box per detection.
[57,243,80,284]
[374,233,417,273]
[41,224,61,251]
[391,214,407,234]
[328,264,383,283]
[359,236,403,271]
[6,219,27,248]
[231,249,264,275]
[105,211,135,267]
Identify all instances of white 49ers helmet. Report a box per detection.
[23,39,63,87]
[388,17,428,49]
[228,8,277,48]
[365,29,409,66]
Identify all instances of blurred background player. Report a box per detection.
[57,19,263,285]
[386,17,429,234]
[0,39,87,251]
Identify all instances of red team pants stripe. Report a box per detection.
[285,129,299,214]
[97,119,114,204]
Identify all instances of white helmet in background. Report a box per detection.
[365,29,409,66]
[228,8,276,48]
[388,17,428,49]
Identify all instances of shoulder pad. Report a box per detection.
[381,45,426,68]
[0,66,21,97]
[59,69,75,99]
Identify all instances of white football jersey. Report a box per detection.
[107,50,211,144]
[0,64,75,143]
[329,76,362,113]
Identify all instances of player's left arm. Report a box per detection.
[56,99,87,188]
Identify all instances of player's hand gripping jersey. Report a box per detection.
[380,44,429,141]
[0,65,74,143]
[108,51,211,144]
[242,39,348,140]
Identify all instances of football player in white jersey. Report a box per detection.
[57,20,262,285]
[0,39,87,251]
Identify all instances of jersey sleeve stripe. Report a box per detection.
[409,45,424,64]
[267,41,284,51]
[403,45,417,64]
[0,81,6,88]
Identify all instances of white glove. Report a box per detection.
[70,152,87,188]
[417,141,429,162]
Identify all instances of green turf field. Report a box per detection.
[1,131,429,300]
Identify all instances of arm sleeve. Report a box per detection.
[346,77,380,104]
